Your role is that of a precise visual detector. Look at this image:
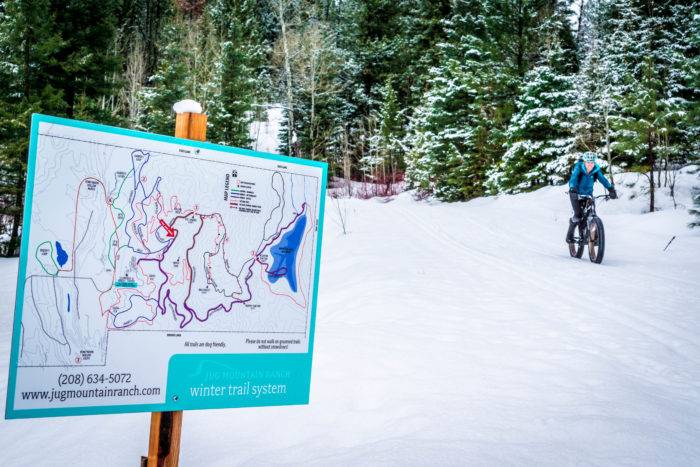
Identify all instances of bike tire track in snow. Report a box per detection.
[394,201,700,362]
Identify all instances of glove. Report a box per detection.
[570,187,578,195]
[608,187,617,199]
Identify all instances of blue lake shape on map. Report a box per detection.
[55,241,68,268]
[268,214,307,293]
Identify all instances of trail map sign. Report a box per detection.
[5,114,326,419]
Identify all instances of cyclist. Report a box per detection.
[566,151,617,243]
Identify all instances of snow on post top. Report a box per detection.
[172,99,203,114]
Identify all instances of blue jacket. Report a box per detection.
[568,160,612,196]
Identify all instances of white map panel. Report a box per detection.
[11,119,324,410]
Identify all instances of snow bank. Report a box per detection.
[0,168,698,465]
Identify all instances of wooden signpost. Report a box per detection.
[142,107,207,467]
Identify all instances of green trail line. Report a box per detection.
[106,169,133,269]
[35,241,59,276]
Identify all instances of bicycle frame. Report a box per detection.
[578,195,596,223]
[579,194,607,218]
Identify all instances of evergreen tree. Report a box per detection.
[293,22,347,161]
[661,1,699,163]
[482,0,561,78]
[637,0,695,165]
[577,0,696,172]
[207,0,267,146]
[405,3,513,201]
[490,36,579,193]
[405,0,579,200]
[375,76,403,181]
[575,38,607,151]
[325,0,451,179]
[49,0,122,119]
[583,0,695,212]
[684,9,700,162]
[362,76,403,185]
[0,0,119,256]
[572,0,639,174]
[274,6,358,167]
[0,0,58,256]
[574,17,621,180]
[340,0,449,112]
[137,18,190,134]
[393,0,451,109]
[119,0,173,77]
[612,57,673,212]
[139,1,265,146]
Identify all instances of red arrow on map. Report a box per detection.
[159,219,176,238]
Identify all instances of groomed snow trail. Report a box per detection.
[1,170,699,466]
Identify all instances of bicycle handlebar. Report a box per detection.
[565,192,610,201]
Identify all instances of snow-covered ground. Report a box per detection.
[1,168,699,466]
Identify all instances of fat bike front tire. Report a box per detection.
[569,223,584,258]
[588,217,605,264]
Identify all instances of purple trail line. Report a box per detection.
[135,204,308,329]
[136,211,193,282]
[257,259,287,277]
[179,204,308,328]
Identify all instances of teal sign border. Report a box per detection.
[5,114,327,419]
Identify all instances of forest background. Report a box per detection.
[0,0,698,256]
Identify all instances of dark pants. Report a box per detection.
[569,192,583,221]
[566,192,584,241]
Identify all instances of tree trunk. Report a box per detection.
[516,0,525,77]
[22,31,31,98]
[648,139,655,213]
[576,0,586,43]
[343,129,351,196]
[277,1,294,156]
[604,106,614,185]
[310,64,316,160]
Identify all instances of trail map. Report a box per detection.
[6,115,326,417]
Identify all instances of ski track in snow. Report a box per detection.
[1,170,699,466]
